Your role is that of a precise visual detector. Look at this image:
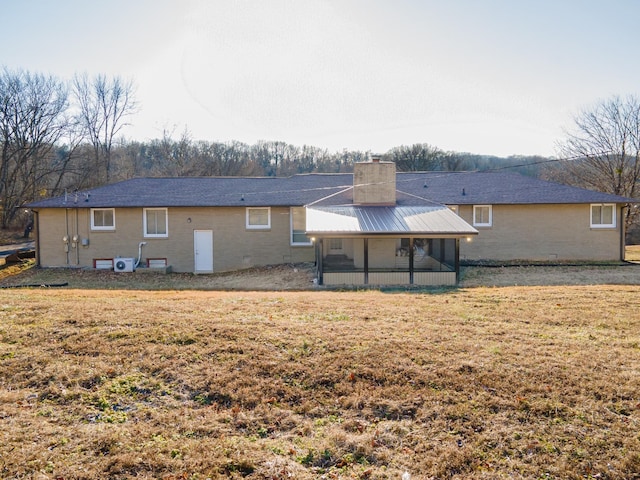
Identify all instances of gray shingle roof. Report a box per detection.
[26,171,634,209]
[397,172,635,205]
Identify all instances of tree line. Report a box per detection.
[1,67,638,233]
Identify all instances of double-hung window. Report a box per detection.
[290,207,312,245]
[590,204,616,228]
[246,207,271,229]
[473,205,492,227]
[90,208,115,231]
[144,208,168,237]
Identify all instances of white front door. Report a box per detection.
[194,230,213,273]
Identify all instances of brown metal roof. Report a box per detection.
[306,205,478,236]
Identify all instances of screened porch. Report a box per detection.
[316,237,460,286]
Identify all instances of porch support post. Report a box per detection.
[364,238,369,285]
[455,238,460,283]
[620,205,627,261]
[317,239,324,285]
[409,237,414,284]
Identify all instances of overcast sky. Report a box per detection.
[2,0,639,157]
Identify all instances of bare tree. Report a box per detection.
[252,140,297,176]
[199,141,257,176]
[549,95,640,227]
[72,73,137,184]
[148,128,197,177]
[440,151,471,171]
[384,143,444,171]
[0,68,69,228]
[295,145,331,174]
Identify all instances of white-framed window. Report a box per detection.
[473,205,492,227]
[290,207,312,245]
[246,207,270,229]
[144,208,168,237]
[590,204,616,228]
[328,238,343,254]
[90,208,115,230]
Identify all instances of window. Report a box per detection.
[591,204,616,228]
[473,205,492,227]
[290,207,312,245]
[144,208,168,237]
[90,208,115,230]
[328,238,343,253]
[246,207,270,229]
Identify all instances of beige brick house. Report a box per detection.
[27,160,633,286]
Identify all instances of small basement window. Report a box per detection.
[473,205,492,227]
[93,258,114,270]
[147,258,168,268]
[591,204,616,228]
[91,208,115,230]
[246,207,271,229]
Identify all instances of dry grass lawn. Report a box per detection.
[1,286,639,479]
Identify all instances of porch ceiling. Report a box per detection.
[306,205,478,236]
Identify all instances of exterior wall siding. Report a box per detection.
[35,206,314,272]
[322,271,455,286]
[414,272,457,286]
[458,204,623,261]
[368,272,410,284]
[34,202,625,274]
[323,272,366,285]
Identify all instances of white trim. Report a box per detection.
[246,207,271,229]
[143,208,169,238]
[90,208,115,231]
[290,207,312,246]
[473,205,492,227]
[590,203,616,228]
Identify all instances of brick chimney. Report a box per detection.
[353,156,396,205]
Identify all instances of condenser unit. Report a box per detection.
[113,257,135,273]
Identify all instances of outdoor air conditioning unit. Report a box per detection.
[113,257,135,273]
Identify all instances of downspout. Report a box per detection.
[75,208,80,265]
[32,209,41,267]
[621,204,627,261]
[65,208,70,265]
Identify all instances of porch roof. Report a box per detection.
[306,205,478,236]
